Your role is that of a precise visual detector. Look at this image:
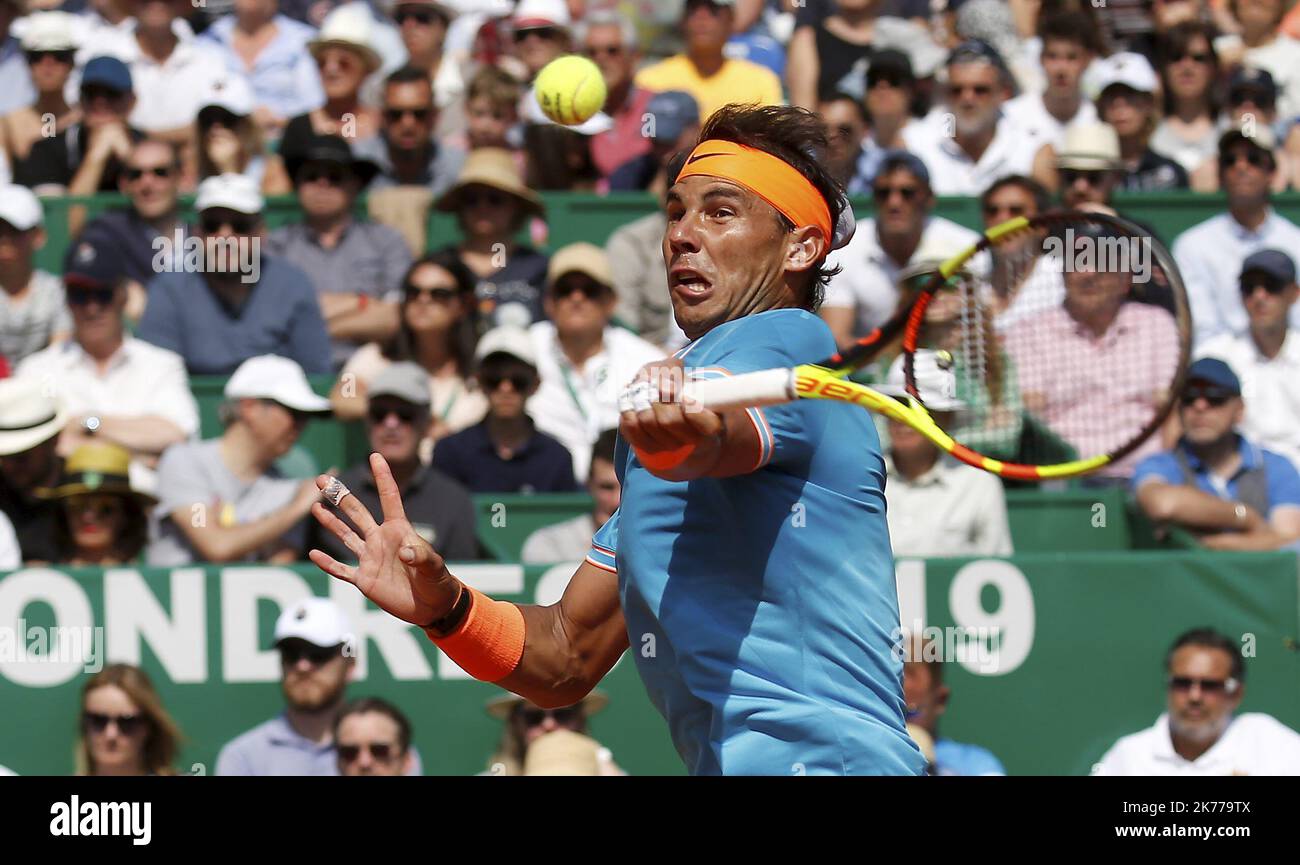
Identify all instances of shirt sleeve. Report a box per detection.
[586,507,618,573]
[1172,231,1225,349]
[154,445,211,520]
[1130,452,1183,494]
[974,473,1014,556]
[1264,451,1300,511]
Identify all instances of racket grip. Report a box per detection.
[684,369,797,411]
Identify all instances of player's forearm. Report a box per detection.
[496,604,628,707]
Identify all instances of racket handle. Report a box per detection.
[685,369,797,411]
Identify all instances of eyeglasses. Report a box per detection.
[482,373,534,392]
[394,7,440,24]
[1219,149,1273,170]
[404,286,459,303]
[514,27,562,43]
[868,74,908,90]
[983,202,1028,219]
[1241,278,1288,297]
[461,190,509,208]
[25,49,75,65]
[872,185,919,202]
[1169,50,1213,65]
[948,83,994,98]
[299,165,350,186]
[1168,676,1238,695]
[123,165,172,181]
[81,85,125,103]
[68,499,124,519]
[585,44,625,58]
[1229,91,1273,108]
[383,106,433,123]
[1060,169,1110,187]
[368,404,422,425]
[519,706,583,727]
[201,213,258,234]
[1180,385,1234,407]
[67,287,115,306]
[83,712,144,735]
[279,643,340,666]
[337,742,399,763]
[551,280,609,301]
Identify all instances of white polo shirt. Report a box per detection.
[823,216,985,338]
[1172,209,1300,349]
[527,322,665,483]
[1197,329,1300,471]
[125,38,234,132]
[1003,92,1098,152]
[902,110,1042,197]
[884,453,1014,558]
[1093,712,1300,776]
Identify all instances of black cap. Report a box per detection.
[867,50,915,87]
[1240,248,1296,284]
[63,237,124,290]
[1228,66,1278,104]
[947,38,1007,71]
[283,134,380,188]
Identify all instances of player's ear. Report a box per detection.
[784,226,825,274]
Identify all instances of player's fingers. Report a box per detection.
[311,503,366,558]
[371,452,408,523]
[318,473,379,535]
[680,395,724,438]
[308,548,358,585]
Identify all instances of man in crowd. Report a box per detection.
[508,0,571,83]
[607,89,699,195]
[308,362,479,562]
[849,50,917,194]
[1174,123,1300,348]
[119,0,230,138]
[432,326,577,494]
[138,173,332,375]
[522,427,620,564]
[579,8,653,182]
[0,183,67,366]
[1054,123,1123,211]
[903,636,1007,776]
[147,355,331,566]
[390,0,463,138]
[979,174,1055,331]
[528,243,664,482]
[1004,11,1099,154]
[634,0,783,122]
[269,134,409,366]
[355,65,465,197]
[1093,627,1300,775]
[0,375,63,563]
[821,151,982,346]
[335,697,417,777]
[16,234,197,493]
[1085,51,1188,192]
[818,92,870,195]
[1132,357,1300,551]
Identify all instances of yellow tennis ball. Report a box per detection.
[535,55,607,126]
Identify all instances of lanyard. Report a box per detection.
[437,379,462,422]
[559,362,589,423]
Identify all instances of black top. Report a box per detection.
[14,123,144,191]
[431,419,578,494]
[814,26,874,98]
[1120,148,1189,193]
[431,243,550,328]
[0,476,60,564]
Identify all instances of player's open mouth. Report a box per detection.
[670,267,712,299]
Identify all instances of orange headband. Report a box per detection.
[676,139,832,244]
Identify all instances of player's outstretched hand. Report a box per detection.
[307,453,459,627]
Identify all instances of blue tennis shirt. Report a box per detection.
[587,309,925,775]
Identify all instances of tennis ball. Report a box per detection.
[534,55,607,126]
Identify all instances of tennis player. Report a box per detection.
[309,104,926,776]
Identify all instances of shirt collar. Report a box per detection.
[1177,432,1258,474]
[1229,207,1276,241]
[266,713,333,751]
[471,418,539,459]
[1153,712,1239,767]
[62,336,133,371]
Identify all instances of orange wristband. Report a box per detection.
[426,588,525,683]
[634,442,697,471]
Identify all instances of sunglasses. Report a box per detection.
[299,166,349,186]
[67,287,115,306]
[337,742,399,763]
[394,7,440,24]
[279,643,341,666]
[83,712,144,735]
[81,85,126,103]
[519,706,582,727]
[949,83,994,98]
[201,214,258,234]
[1229,91,1273,108]
[462,190,508,208]
[585,44,625,58]
[552,280,609,301]
[1060,169,1110,187]
[405,286,459,303]
[368,404,421,425]
[1219,149,1273,170]
[1180,385,1234,407]
[1168,676,1238,695]
[1169,50,1213,65]
[124,165,172,181]
[26,49,75,65]
[1241,278,1288,296]
[514,27,562,42]
[983,203,1027,218]
[483,373,534,392]
[68,499,124,519]
[383,106,433,123]
[868,74,909,89]
[872,185,919,202]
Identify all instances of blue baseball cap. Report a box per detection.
[63,236,125,290]
[645,91,700,143]
[1240,248,1296,285]
[1186,357,1241,396]
[875,149,931,190]
[81,56,132,94]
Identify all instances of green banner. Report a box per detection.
[1,553,1297,775]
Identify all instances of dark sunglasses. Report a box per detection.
[83,712,144,735]
[394,7,440,24]
[873,184,919,202]
[383,106,433,123]
[67,287,115,306]
[1229,91,1273,108]
[1168,675,1237,695]
[1180,385,1234,407]
[868,74,909,89]
[124,165,172,181]
[81,84,126,103]
[368,404,421,425]
[983,203,1027,218]
[1169,50,1213,65]
[1060,169,1110,187]
[552,280,609,301]
[299,166,349,186]
[404,286,459,303]
[26,49,75,65]
[337,742,398,763]
[519,705,582,727]
[462,189,508,208]
[483,373,534,392]
[585,44,626,58]
[1219,148,1273,170]
[201,214,258,234]
[514,27,562,42]
[949,83,994,97]
[1241,278,1288,296]
[279,643,340,666]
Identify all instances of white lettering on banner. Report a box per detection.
[535,563,576,606]
[436,565,526,680]
[220,567,314,683]
[329,582,432,680]
[105,568,207,683]
[0,570,95,686]
[948,560,1035,675]
[895,559,927,634]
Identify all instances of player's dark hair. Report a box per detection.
[1164,628,1245,684]
[680,103,846,312]
[1038,11,1104,56]
[591,428,619,473]
[335,697,413,753]
[980,174,1051,216]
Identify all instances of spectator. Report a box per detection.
[0,183,67,366]
[1173,123,1300,348]
[194,73,292,194]
[279,5,383,160]
[14,55,141,195]
[16,232,197,492]
[1198,250,1300,470]
[1211,67,1292,193]
[77,664,182,776]
[786,0,879,113]
[1003,11,1100,153]
[634,0,783,122]
[821,151,981,346]
[522,120,604,193]
[308,361,479,562]
[847,48,917,194]
[354,65,466,197]
[0,376,64,563]
[578,9,654,182]
[1151,21,1222,187]
[146,354,331,566]
[432,326,578,493]
[390,0,465,138]
[879,351,1013,557]
[1093,627,1300,775]
[460,65,522,155]
[137,173,332,375]
[1055,122,1123,212]
[980,174,1059,330]
[484,691,622,776]
[335,697,416,776]
[1004,222,1181,480]
[0,12,79,170]
[118,0,230,138]
[529,243,664,482]
[818,91,869,192]
[1215,0,1300,123]
[902,636,1007,775]
[508,0,572,83]
[607,89,699,196]
[1132,357,1300,550]
[0,508,16,570]
[0,0,35,118]
[198,0,325,138]
[522,427,620,564]
[269,134,407,367]
[38,442,153,565]
[1084,51,1189,193]
[431,148,548,328]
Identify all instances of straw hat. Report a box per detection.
[309,4,383,73]
[434,148,545,218]
[34,442,157,506]
[484,689,609,720]
[0,376,68,456]
[522,730,602,776]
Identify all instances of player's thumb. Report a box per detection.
[399,539,435,567]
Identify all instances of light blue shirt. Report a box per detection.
[934,738,1006,776]
[0,35,36,117]
[198,15,324,121]
[1131,434,1300,516]
[587,309,925,776]
[215,713,424,776]
[1172,209,1300,349]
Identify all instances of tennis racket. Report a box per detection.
[684,210,1192,481]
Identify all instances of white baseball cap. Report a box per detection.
[199,74,256,117]
[875,350,966,411]
[195,173,264,215]
[18,11,79,52]
[274,597,353,648]
[1084,51,1158,100]
[513,0,570,30]
[224,355,332,413]
[475,325,538,367]
[0,184,43,231]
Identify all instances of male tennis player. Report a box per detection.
[309,104,926,776]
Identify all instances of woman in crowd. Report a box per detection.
[786,0,881,112]
[332,250,488,440]
[39,443,153,566]
[77,664,183,776]
[193,75,291,194]
[523,123,605,193]
[483,691,623,776]
[1151,21,1222,190]
[0,12,80,172]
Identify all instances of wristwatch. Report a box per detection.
[82,415,101,436]
[1234,503,1248,526]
